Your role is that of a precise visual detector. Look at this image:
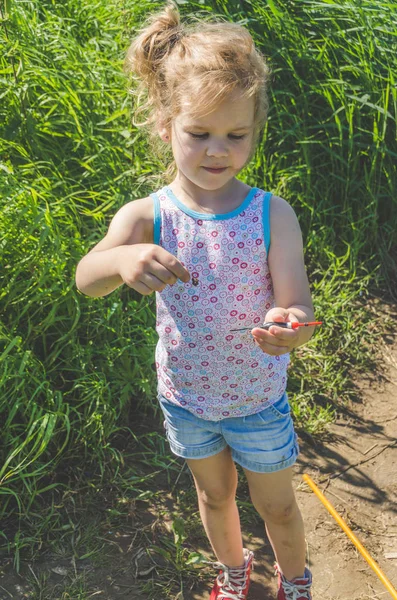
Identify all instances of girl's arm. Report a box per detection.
[252,196,315,356]
[76,196,190,297]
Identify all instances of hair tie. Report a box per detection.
[169,28,183,49]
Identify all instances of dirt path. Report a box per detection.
[253,335,397,600]
[191,332,397,600]
[295,335,397,600]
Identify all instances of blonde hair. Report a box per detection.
[124,2,271,179]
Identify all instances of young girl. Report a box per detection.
[76,4,315,599]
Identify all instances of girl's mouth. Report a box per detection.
[203,167,228,174]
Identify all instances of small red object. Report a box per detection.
[230,321,323,332]
[289,321,323,329]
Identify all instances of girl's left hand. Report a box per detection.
[251,308,299,356]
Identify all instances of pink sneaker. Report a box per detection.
[209,548,254,599]
[275,563,312,600]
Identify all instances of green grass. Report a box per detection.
[1,0,396,597]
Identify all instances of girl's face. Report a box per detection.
[166,90,255,192]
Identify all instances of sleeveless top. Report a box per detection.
[150,185,289,421]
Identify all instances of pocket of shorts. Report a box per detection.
[257,393,291,422]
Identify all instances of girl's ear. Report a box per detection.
[158,124,171,143]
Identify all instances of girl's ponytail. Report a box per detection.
[124,3,182,124]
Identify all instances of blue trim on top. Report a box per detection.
[163,186,259,220]
[262,191,272,255]
[150,193,161,245]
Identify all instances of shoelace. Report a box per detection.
[280,578,311,600]
[212,561,248,600]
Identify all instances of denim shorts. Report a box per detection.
[158,393,299,473]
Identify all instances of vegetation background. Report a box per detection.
[1,0,396,597]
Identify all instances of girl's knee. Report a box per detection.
[188,449,238,508]
[254,497,299,525]
[245,467,298,524]
[196,481,237,508]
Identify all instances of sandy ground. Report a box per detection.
[249,336,397,600]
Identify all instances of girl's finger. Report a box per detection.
[253,340,290,355]
[126,280,153,295]
[268,326,299,340]
[140,272,169,291]
[146,259,179,285]
[252,327,298,342]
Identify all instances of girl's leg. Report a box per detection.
[186,447,245,568]
[243,466,306,581]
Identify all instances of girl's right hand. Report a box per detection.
[117,243,190,295]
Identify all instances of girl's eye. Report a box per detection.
[188,133,246,140]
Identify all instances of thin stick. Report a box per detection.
[302,474,397,600]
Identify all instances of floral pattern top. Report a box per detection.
[150,186,289,421]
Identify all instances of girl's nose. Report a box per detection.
[206,142,228,157]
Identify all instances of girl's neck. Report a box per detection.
[168,175,251,215]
